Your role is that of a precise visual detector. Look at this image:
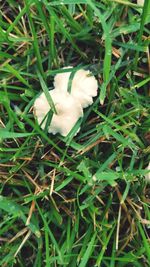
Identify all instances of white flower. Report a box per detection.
[54,67,98,108]
[34,89,83,136]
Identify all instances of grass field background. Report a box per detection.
[0,0,150,266]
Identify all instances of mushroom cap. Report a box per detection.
[137,0,144,5]
[54,67,98,108]
[145,162,150,182]
[34,89,83,136]
[53,67,72,93]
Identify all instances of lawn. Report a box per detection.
[0,0,150,266]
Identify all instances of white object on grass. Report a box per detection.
[54,67,98,108]
[34,66,98,136]
[34,89,83,136]
[137,0,144,6]
[145,162,150,182]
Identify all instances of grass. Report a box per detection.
[0,0,150,266]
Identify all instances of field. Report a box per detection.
[0,0,150,266]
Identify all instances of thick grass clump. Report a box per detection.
[0,0,150,266]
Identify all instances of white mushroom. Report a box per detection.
[137,0,144,6]
[54,67,98,108]
[34,89,83,136]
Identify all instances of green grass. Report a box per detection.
[0,0,150,266]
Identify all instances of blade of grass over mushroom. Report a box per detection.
[67,70,74,94]
[37,70,57,114]
[87,0,112,105]
[46,67,71,76]
[44,110,53,133]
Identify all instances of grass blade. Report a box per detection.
[78,232,97,267]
